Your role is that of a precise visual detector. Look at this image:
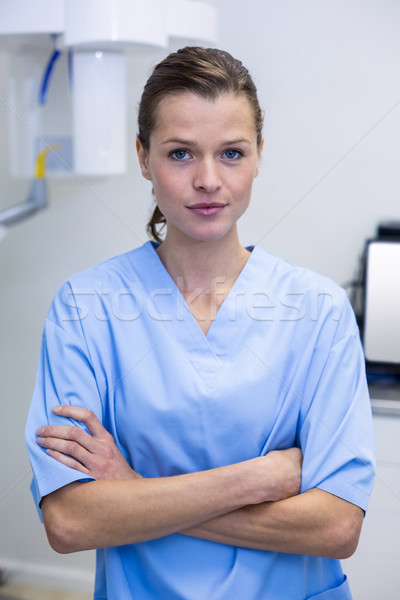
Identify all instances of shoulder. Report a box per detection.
[251,246,356,336]
[47,242,155,324]
[66,241,155,289]
[252,246,343,292]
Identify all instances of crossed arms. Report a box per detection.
[37,405,363,557]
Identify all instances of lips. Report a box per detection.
[189,202,226,209]
[187,202,227,216]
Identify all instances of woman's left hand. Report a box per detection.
[36,405,141,480]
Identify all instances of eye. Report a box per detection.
[170,149,191,161]
[221,149,243,160]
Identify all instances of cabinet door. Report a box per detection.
[343,414,400,600]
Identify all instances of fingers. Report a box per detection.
[36,405,139,480]
[37,435,92,469]
[36,424,98,454]
[52,405,109,439]
[41,447,90,475]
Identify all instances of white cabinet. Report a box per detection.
[343,408,400,599]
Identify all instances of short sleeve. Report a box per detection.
[299,305,376,511]
[25,282,102,519]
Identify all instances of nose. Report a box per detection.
[193,157,222,193]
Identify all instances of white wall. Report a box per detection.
[213,0,400,283]
[1,0,400,593]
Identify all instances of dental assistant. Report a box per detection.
[26,47,375,600]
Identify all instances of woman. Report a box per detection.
[26,47,375,599]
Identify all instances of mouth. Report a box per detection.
[187,202,227,216]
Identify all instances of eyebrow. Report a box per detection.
[160,137,252,146]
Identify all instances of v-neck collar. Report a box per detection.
[134,241,262,388]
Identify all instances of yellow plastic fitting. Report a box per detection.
[35,145,61,178]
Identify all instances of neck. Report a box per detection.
[156,227,250,295]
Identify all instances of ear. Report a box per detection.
[136,139,152,181]
[255,136,264,178]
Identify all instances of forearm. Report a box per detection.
[181,489,364,559]
[42,456,284,554]
[37,407,302,554]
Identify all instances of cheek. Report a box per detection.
[231,171,256,197]
[153,169,187,199]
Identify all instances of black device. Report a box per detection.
[377,220,400,239]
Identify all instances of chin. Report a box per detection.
[185,226,235,243]
[165,215,240,244]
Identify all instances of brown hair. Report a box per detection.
[137,46,264,243]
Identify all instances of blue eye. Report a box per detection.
[171,149,190,160]
[222,149,243,160]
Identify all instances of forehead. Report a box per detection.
[152,92,256,139]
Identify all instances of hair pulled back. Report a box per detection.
[137,46,263,243]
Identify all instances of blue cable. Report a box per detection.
[39,43,62,105]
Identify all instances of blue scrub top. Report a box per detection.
[26,242,375,600]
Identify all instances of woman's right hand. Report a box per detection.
[249,448,302,504]
[36,405,141,481]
